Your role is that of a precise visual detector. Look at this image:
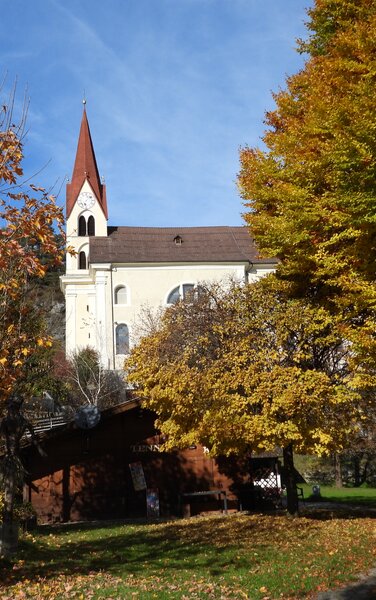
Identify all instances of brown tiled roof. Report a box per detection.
[89,226,277,265]
[66,108,108,219]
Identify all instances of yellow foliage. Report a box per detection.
[238,0,376,316]
[126,278,372,457]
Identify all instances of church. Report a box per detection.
[20,109,281,523]
[60,107,276,367]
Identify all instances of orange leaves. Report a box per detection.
[0,112,66,404]
[0,130,23,185]
[29,184,45,193]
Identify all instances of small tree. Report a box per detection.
[126,278,369,514]
[67,347,127,410]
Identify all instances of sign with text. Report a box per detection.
[129,461,147,491]
[130,444,161,453]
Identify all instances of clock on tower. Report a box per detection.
[77,191,95,209]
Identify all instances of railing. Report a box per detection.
[26,414,70,435]
[22,396,141,438]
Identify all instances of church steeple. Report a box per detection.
[66,107,108,219]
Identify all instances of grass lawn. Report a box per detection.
[300,484,376,506]
[1,511,376,600]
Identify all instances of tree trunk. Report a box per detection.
[1,467,18,557]
[283,444,299,516]
[1,400,26,557]
[353,455,361,487]
[334,453,343,488]
[361,456,370,486]
[3,470,16,523]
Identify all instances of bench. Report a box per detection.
[180,490,228,516]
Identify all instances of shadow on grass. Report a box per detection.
[301,504,376,521]
[0,518,250,586]
[327,496,376,507]
[305,494,376,507]
[0,509,374,588]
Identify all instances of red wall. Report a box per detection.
[23,406,250,523]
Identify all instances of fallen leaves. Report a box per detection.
[0,513,375,599]
[0,571,123,600]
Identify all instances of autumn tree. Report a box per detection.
[238,0,376,315]
[238,0,376,489]
[126,278,370,514]
[0,96,66,404]
[0,87,66,554]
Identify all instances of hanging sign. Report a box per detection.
[129,461,147,491]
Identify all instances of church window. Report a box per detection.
[167,286,180,304]
[78,251,87,269]
[182,283,195,298]
[167,283,195,304]
[115,286,127,304]
[87,215,95,236]
[78,216,87,236]
[115,324,129,355]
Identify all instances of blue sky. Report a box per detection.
[1,0,312,227]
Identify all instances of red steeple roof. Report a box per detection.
[66,108,108,219]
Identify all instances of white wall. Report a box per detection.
[62,200,276,369]
[66,180,107,273]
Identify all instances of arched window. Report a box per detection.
[79,251,87,270]
[87,215,95,236]
[115,324,129,355]
[115,286,127,305]
[78,216,87,236]
[167,283,195,304]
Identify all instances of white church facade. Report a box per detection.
[60,109,276,369]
